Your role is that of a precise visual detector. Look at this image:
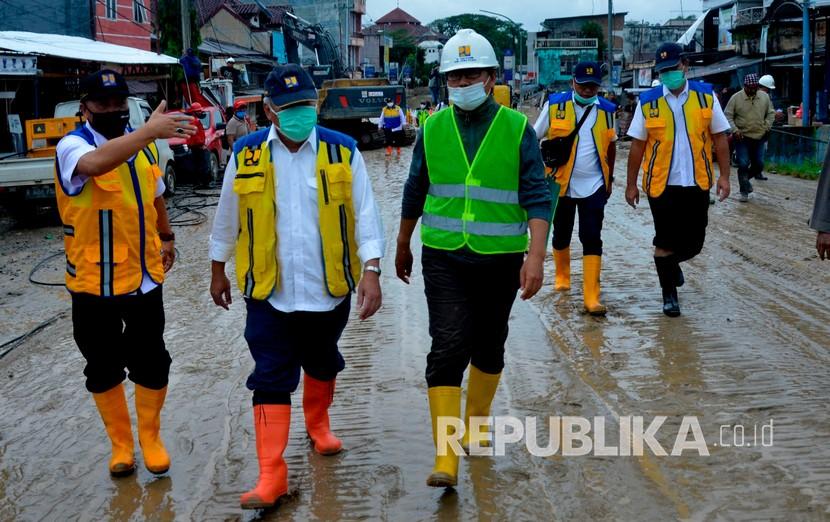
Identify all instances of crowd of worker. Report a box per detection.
[51,27,829,514]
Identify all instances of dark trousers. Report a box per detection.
[552,186,607,255]
[735,137,765,194]
[430,86,440,105]
[648,186,710,263]
[71,286,170,394]
[383,128,403,147]
[244,298,349,404]
[422,247,522,387]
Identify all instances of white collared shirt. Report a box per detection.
[209,126,385,313]
[533,94,616,198]
[627,83,731,187]
[56,122,166,295]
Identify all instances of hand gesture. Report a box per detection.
[146,101,198,140]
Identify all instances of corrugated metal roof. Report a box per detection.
[0,31,177,65]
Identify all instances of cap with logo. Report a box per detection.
[80,69,130,102]
[264,63,318,109]
[654,43,684,73]
[573,61,603,85]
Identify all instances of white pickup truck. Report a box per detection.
[0,97,177,214]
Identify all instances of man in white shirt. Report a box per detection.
[534,61,617,315]
[208,64,384,510]
[626,43,732,317]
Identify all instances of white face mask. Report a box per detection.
[448,81,489,111]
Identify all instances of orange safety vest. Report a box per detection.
[55,127,164,296]
[546,92,617,197]
[638,81,716,198]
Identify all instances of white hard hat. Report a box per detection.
[439,28,499,73]
[226,57,235,64]
[651,79,661,87]
[759,74,776,90]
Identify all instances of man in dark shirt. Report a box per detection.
[812,150,830,260]
[395,29,552,490]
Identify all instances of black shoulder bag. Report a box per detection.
[541,105,594,169]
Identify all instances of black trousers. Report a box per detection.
[244,297,349,405]
[422,246,523,387]
[648,185,710,262]
[71,286,170,393]
[552,186,607,256]
[384,128,403,147]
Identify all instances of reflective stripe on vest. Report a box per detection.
[546,92,616,198]
[54,128,164,296]
[232,126,362,300]
[639,82,716,198]
[421,105,529,254]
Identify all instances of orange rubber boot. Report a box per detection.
[553,247,571,291]
[240,405,291,509]
[396,147,402,156]
[135,384,170,474]
[92,383,136,477]
[385,146,392,156]
[303,375,343,455]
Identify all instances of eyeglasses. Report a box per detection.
[446,69,487,82]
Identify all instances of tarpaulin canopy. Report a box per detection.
[677,10,709,46]
[0,31,178,65]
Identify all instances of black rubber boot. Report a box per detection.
[654,256,681,317]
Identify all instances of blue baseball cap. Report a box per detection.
[573,61,603,85]
[264,64,318,109]
[655,43,684,73]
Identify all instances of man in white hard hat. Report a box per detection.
[758,74,775,93]
[395,28,551,489]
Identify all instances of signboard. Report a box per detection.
[637,68,652,88]
[718,5,736,51]
[611,65,622,86]
[0,55,37,75]
[388,61,399,84]
[7,114,22,134]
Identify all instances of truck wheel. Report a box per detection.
[164,164,177,197]
[358,130,374,148]
[209,152,220,183]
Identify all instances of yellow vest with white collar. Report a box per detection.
[232,126,362,300]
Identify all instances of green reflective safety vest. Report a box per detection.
[422,105,529,254]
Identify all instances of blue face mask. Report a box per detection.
[235,111,246,119]
[277,105,318,142]
[574,92,598,105]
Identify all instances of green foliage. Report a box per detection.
[766,160,822,180]
[157,0,201,58]
[428,14,527,69]
[580,21,605,55]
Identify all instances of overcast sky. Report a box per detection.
[365,0,706,31]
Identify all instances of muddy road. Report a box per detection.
[1,143,829,521]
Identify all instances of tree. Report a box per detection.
[156,0,201,59]
[428,14,526,70]
[580,21,606,57]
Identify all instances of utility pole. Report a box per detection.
[480,9,523,108]
[181,0,191,51]
[607,0,614,90]
[802,0,811,126]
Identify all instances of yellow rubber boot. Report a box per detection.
[427,386,461,488]
[135,384,170,474]
[461,366,501,455]
[583,255,607,316]
[553,248,571,291]
[92,383,136,477]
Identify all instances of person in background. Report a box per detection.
[378,98,406,156]
[224,100,250,151]
[429,65,441,105]
[220,58,241,85]
[759,74,786,125]
[811,149,830,260]
[725,73,775,202]
[626,43,732,317]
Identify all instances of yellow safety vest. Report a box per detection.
[639,81,716,198]
[232,126,362,300]
[546,92,616,197]
[55,127,164,296]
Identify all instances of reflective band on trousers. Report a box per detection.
[421,213,528,236]
[427,183,520,204]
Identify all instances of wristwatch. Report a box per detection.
[364,265,381,276]
[159,232,175,242]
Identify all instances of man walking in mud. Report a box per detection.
[626,43,732,316]
[394,29,551,488]
[209,64,385,510]
[54,70,197,477]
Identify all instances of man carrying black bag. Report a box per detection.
[534,61,617,315]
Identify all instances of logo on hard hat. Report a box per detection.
[458,45,471,58]
[284,76,299,89]
[101,73,117,87]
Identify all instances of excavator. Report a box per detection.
[279,11,411,148]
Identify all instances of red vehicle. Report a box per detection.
[167,102,228,183]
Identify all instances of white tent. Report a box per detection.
[0,31,178,65]
[677,10,710,46]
